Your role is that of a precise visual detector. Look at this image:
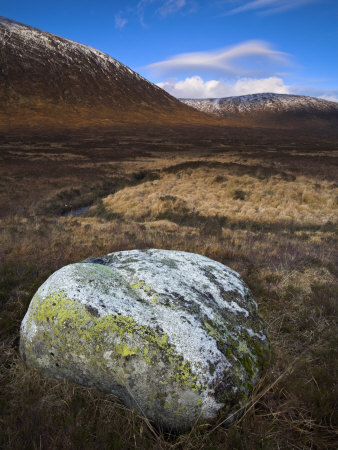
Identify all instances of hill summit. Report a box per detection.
[0,17,209,130]
[181,93,338,130]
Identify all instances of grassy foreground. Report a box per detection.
[0,128,337,449]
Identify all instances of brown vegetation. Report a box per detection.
[0,18,219,133]
[0,126,337,449]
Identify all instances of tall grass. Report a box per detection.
[0,150,337,449]
[102,164,337,227]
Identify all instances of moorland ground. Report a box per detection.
[0,124,337,449]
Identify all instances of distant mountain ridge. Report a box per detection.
[0,17,209,130]
[181,93,338,130]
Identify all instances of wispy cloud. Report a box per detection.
[114,13,128,29]
[146,41,291,77]
[158,75,290,98]
[223,0,318,15]
[129,0,190,27]
[291,85,338,103]
[158,0,187,16]
[136,0,154,27]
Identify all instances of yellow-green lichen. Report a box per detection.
[116,343,139,357]
[204,321,225,343]
[26,291,199,390]
[237,341,249,354]
[130,279,160,305]
[131,280,146,290]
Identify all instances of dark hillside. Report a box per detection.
[0,17,214,131]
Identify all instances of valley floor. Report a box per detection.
[0,125,337,449]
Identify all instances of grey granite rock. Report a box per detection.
[20,249,269,431]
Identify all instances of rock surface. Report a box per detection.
[20,249,269,431]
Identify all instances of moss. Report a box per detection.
[203,316,267,382]
[25,291,199,390]
[225,347,232,359]
[238,355,255,377]
[207,360,215,376]
[244,332,271,371]
[202,315,269,408]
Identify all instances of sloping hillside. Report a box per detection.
[0,17,211,130]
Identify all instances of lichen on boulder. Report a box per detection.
[20,249,270,431]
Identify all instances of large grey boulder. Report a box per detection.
[20,249,269,431]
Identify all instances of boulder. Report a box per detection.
[20,249,269,431]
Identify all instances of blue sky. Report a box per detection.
[2,0,338,99]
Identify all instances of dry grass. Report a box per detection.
[0,131,337,449]
[102,164,337,226]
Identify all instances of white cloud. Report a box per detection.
[114,13,128,29]
[147,41,290,76]
[233,76,291,95]
[157,75,291,98]
[224,0,318,15]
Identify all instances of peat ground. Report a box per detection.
[0,124,337,449]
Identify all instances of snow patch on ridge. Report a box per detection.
[0,16,166,94]
[181,93,338,116]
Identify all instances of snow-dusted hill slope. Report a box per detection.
[181,93,338,129]
[0,17,206,129]
[181,93,338,116]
